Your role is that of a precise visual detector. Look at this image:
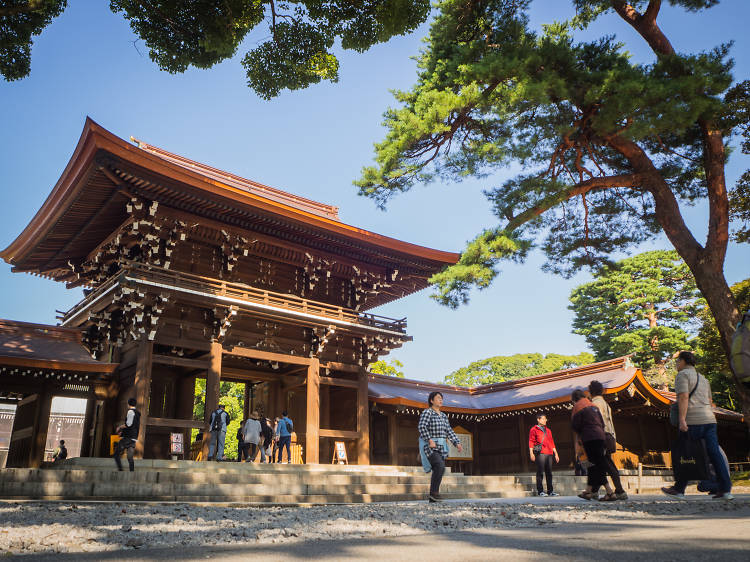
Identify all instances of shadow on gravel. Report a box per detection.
[12,514,750,562]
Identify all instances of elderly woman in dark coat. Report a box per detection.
[571,388,611,500]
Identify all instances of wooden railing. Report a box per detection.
[63,261,408,334]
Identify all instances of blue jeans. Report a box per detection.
[277,435,292,462]
[674,424,731,494]
[209,430,226,460]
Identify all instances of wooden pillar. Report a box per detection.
[357,368,370,465]
[517,414,530,472]
[176,374,196,460]
[201,341,222,460]
[244,383,251,420]
[133,339,154,459]
[306,358,320,464]
[387,410,398,466]
[31,391,52,468]
[80,396,97,457]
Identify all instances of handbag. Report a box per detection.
[671,433,709,482]
[604,432,617,455]
[669,373,701,427]
[532,425,547,454]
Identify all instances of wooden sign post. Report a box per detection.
[332,440,348,464]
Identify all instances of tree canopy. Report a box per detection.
[356,0,750,420]
[569,250,700,387]
[1,0,431,98]
[369,358,405,377]
[444,352,594,386]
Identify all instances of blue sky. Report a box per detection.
[1,1,748,384]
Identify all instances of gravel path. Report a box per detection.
[0,495,748,556]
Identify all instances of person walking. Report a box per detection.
[662,351,733,500]
[237,419,248,462]
[259,417,273,463]
[208,403,230,462]
[571,389,611,501]
[418,391,463,503]
[271,417,280,463]
[114,397,140,472]
[589,380,628,500]
[243,411,262,462]
[528,413,560,497]
[52,440,67,463]
[277,410,294,463]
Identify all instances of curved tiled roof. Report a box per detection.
[368,356,744,422]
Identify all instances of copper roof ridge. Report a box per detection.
[130,137,340,221]
[0,318,82,342]
[367,356,632,395]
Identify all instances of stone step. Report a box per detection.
[50,458,448,474]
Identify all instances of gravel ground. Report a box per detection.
[0,495,748,556]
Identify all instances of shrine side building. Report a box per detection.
[1,120,746,471]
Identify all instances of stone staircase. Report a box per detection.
[0,458,673,503]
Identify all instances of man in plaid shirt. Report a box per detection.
[418,391,462,502]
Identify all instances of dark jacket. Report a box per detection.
[571,405,606,443]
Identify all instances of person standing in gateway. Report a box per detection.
[208,403,230,461]
[114,397,140,472]
[528,413,560,497]
[276,410,294,463]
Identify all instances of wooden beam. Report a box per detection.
[306,358,320,464]
[147,417,204,429]
[155,333,212,352]
[133,339,153,459]
[321,361,359,373]
[319,376,359,389]
[152,354,210,370]
[319,429,360,440]
[202,341,222,460]
[224,346,312,366]
[357,367,370,465]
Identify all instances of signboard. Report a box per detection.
[447,426,473,461]
[170,433,184,455]
[331,441,348,464]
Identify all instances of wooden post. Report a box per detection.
[80,395,97,457]
[30,391,53,468]
[518,414,529,472]
[357,368,370,465]
[133,339,154,459]
[202,341,223,460]
[306,358,320,464]
[387,410,398,466]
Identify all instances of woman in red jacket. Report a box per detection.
[528,413,560,496]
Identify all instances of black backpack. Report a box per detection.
[262,422,273,442]
[211,409,226,432]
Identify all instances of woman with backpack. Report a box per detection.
[571,388,613,501]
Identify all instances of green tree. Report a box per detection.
[356,0,750,420]
[369,358,405,377]
[445,352,594,386]
[192,378,245,459]
[1,0,431,99]
[569,250,701,388]
[696,278,750,410]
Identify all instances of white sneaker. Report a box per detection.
[548,492,560,497]
[538,492,548,497]
[713,492,734,500]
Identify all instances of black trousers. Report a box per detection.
[428,451,446,497]
[583,439,608,493]
[113,437,135,472]
[535,453,553,494]
[604,454,624,494]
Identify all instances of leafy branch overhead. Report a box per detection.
[356,0,747,305]
[1,0,431,99]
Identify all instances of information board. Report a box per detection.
[447,425,473,460]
